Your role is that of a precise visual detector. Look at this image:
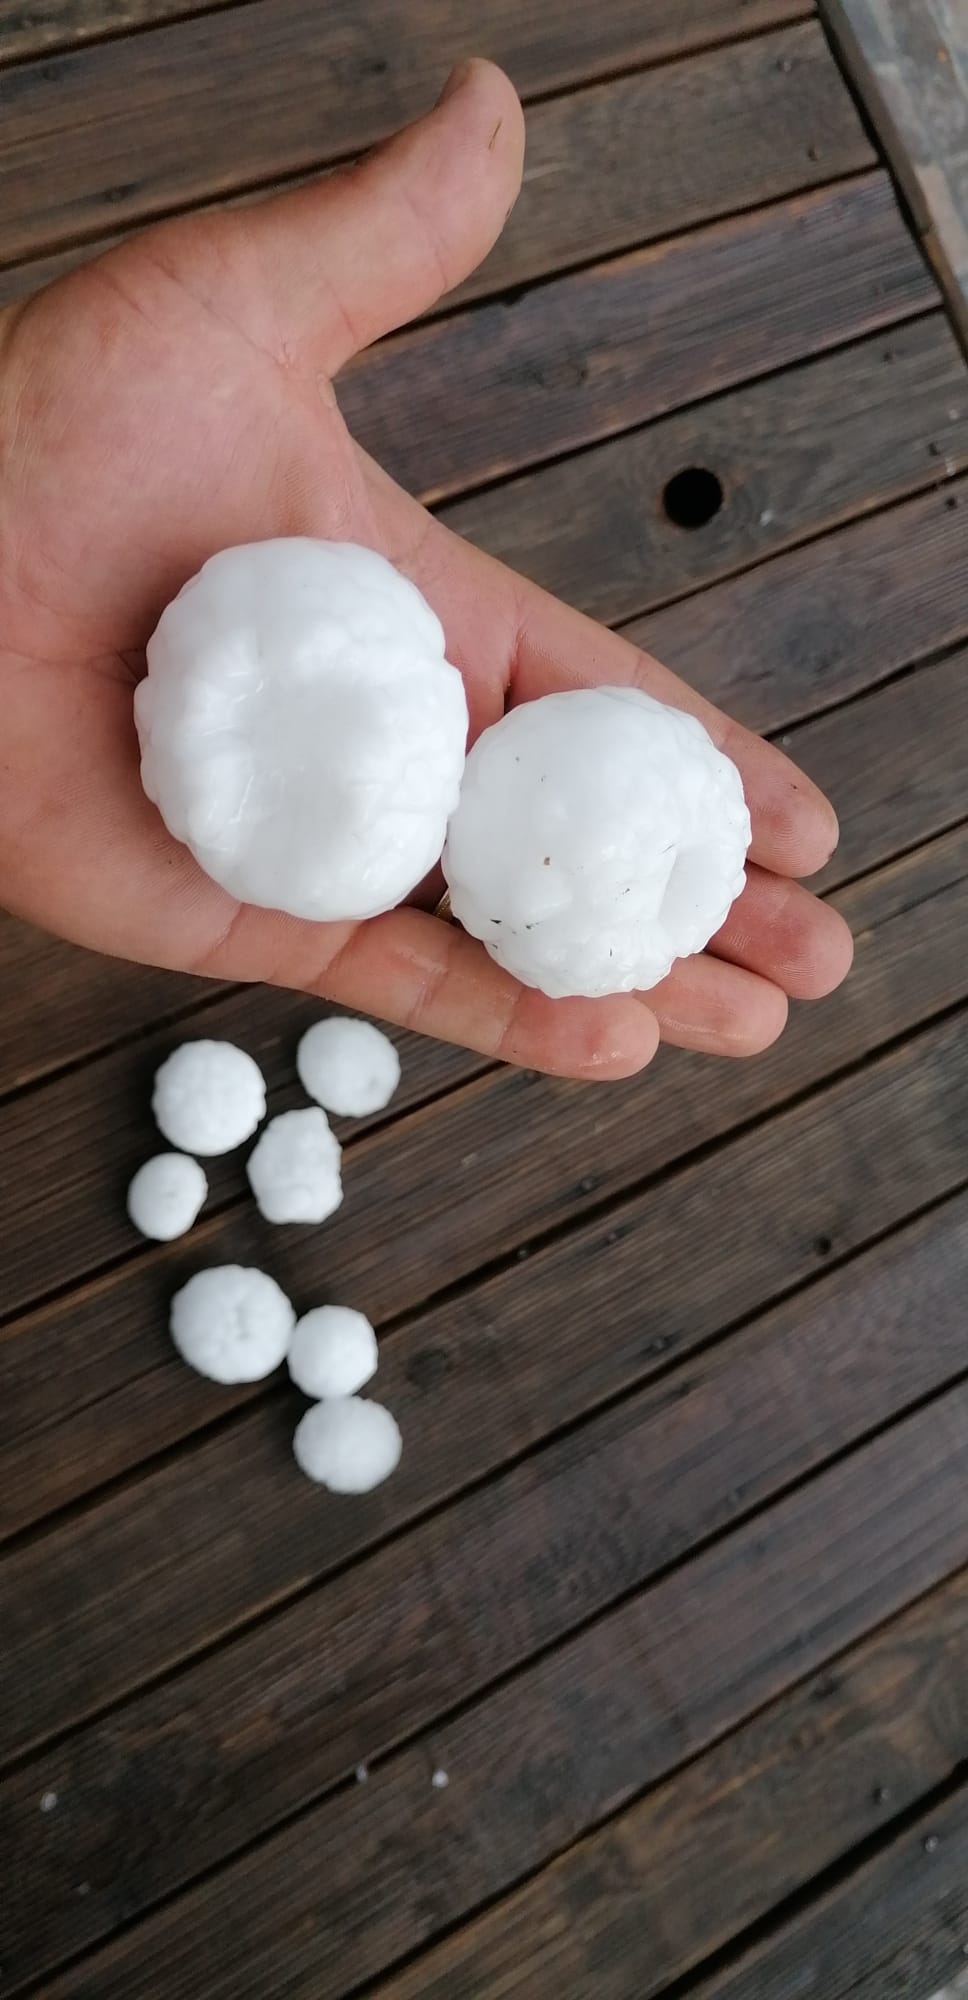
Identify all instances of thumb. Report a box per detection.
[236,58,524,373]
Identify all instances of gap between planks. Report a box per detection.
[16,1374,968,2000]
[0,21,868,292]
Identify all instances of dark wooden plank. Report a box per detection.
[5,805,968,1542]
[0,0,242,62]
[8,1187,968,1987]
[688,1784,968,2000]
[5,1000,968,1780]
[0,613,961,1346]
[0,916,231,1099]
[0,0,815,73]
[378,1567,968,1999]
[32,1387,968,2000]
[339,174,935,503]
[0,22,868,288]
[822,0,968,345]
[633,474,968,733]
[441,313,968,626]
[794,645,968,892]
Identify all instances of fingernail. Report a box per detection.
[437,59,475,106]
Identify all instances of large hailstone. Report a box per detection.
[171,1265,295,1383]
[152,1040,266,1155]
[296,1017,401,1118]
[293,1397,402,1493]
[443,687,751,999]
[246,1108,343,1225]
[136,539,469,921]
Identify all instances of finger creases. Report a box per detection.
[210,900,661,1083]
[710,865,855,1000]
[646,954,789,1059]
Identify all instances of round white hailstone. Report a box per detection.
[152,1040,266,1155]
[127,1153,208,1241]
[136,539,469,922]
[288,1305,379,1399]
[443,687,751,999]
[170,1265,295,1383]
[296,1017,401,1119]
[293,1397,402,1494]
[246,1107,343,1225]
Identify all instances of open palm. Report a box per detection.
[0,60,851,1080]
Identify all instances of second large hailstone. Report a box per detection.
[443,687,751,999]
[136,539,469,921]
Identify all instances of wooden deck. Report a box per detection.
[3,4,968,1994]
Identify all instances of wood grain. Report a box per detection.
[689,1783,968,1999]
[0,918,229,1099]
[378,1567,968,1999]
[634,474,968,732]
[32,1386,968,2000]
[792,644,968,892]
[441,313,968,625]
[5,1000,968,1779]
[2,4,963,1989]
[0,0,815,73]
[7,1190,968,1986]
[5,807,968,1542]
[339,174,936,502]
[0,23,868,287]
[821,0,968,345]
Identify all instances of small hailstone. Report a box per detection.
[136,539,469,921]
[152,1040,266,1155]
[431,1769,449,1790]
[247,1108,343,1225]
[443,687,751,998]
[127,1153,208,1240]
[171,1265,295,1383]
[288,1305,378,1398]
[40,1791,58,1813]
[293,1397,402,1493]
[296,1017,401,1118]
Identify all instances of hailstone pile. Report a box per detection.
[125,1017,403,1493]
[443,687,751,999]
[124,542,758,1496]
[135,539,468,921]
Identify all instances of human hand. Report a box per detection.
[0,60,851,1080]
